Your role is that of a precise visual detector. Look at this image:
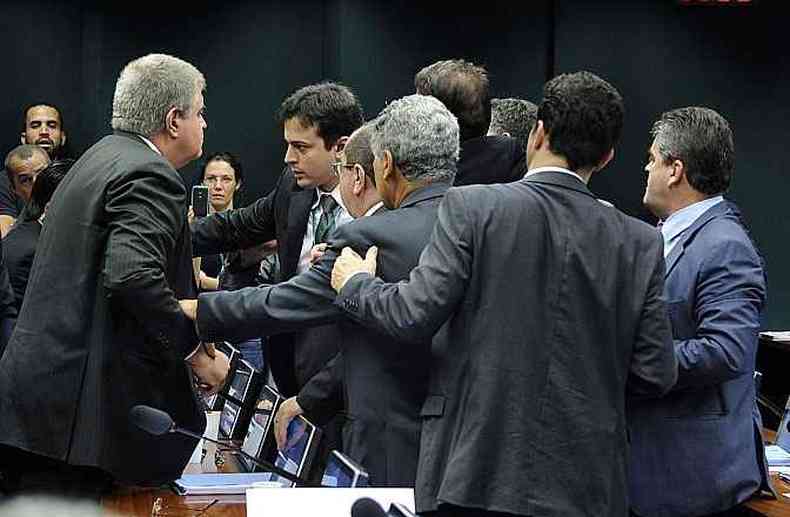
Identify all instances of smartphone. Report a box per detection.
[192,185,209,218]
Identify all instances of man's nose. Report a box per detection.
[284,145,297,164]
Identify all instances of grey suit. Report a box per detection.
[197,182,450,486]
[336,171,677,516]
[0,132,203,486]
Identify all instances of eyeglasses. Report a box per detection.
[331,161,358,176]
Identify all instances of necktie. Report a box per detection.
[314,195,338,244]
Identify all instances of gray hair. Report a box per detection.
[651,106,733,195]
[111,53,205,137]
[489,98,538,151]
[370,94,459,183]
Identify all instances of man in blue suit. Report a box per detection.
[629,106,771,516]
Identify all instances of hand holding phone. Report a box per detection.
[192,185,209,218]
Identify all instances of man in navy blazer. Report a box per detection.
[628,107,771,516]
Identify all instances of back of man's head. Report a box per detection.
[371,94,459,184]
[345,123,376,184]
[489,98,538,150]
[278,82,364,149]
[111,53,205,138]
[23,158,74,222]
[651,106,733,195]
[537,71,624,171]
[414,59,490,142]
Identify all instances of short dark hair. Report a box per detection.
[277,82,364,149]
[21,102,65,132]
[414,59,490,142]
[489,98,538,150]
[536,71,624,171]
[22,158,74,222]
[344,123,375,185]
[651,107,733,195]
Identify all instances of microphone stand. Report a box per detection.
[170,425,321,487]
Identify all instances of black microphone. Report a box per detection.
[350,497,388,517]
[129,404,318,487]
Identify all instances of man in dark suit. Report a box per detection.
[190,82,364,400]
[183,96,458,486]
[0,54,229,496]
[331,72,678,517]
[628,107,771,516]
[414,59,525,186]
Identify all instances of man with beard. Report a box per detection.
[0,103,68,236]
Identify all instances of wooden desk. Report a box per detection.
[101,435,790,516]
[744,429,790,516]
[102,449,247,516]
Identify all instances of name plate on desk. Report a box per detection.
[246,487,414,516]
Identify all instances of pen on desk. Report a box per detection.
[778,472,790,484]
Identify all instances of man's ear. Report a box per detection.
[61,131,67,147]
[380,150,394,182]
[164,106,181,138]
[595,148,615,173]
[532,120,546,150]
[352,164,366,195]
[20,132,26,145]
[334,136,349,153]
[668,159,686,188]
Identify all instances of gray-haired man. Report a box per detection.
[0,54,229,496]
[181,94,458,487]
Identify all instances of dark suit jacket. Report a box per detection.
[628,201,770,517]
[453,135,525,186]
[197,182,450,486]
[337,171,677,516]
[0,237,17,356]
[3,220,41,312]
[0,132,204,485]
[191,167,340,397]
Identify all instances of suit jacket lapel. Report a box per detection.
[664,201,730,279]
[281,187,315,278]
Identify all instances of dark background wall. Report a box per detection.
[0,0,787,328]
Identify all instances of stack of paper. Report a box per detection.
[765,445,790,466]
[173,473,284,495]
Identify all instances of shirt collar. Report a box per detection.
[363,201,384,218]
[311,185,348,214]
[525,166,585,184]
[137,135,162,155]
[661,196,724,245]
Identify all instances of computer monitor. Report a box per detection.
[203,342,240,412]
[321,450,369,487]
[219,358,264,441]
[265,415,321,487]
[239,385,283,472]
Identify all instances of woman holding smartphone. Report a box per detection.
[195,152,275,371]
